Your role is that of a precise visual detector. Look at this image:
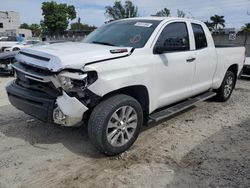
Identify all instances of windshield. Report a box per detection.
[84,19,161,48]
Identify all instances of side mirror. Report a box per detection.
[154,45,165,54]
[154,38,189,54]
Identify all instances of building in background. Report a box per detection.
[0,11,31,38]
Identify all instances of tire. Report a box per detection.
[13,47,20,51]
[88,94,143,156]
[215,71,235,102]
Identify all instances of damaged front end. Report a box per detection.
[6,61,100,127]
[54,69,100,126]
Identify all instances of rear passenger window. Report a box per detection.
[192,23,207,50]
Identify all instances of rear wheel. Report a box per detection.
[215,71,235,102]
[88,94,143,156]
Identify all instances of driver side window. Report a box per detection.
[155,22,190,52]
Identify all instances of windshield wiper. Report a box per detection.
[92,41,115,46]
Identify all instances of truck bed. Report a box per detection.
[214,46,245,82]
[216,46,245,67]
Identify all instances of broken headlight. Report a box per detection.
[58,71,97,92]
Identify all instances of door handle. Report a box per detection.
[186,57,196,63]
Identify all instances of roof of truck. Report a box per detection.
[122,17,204,24]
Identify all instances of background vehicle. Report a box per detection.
[6,17,245,155]
[3,40,41,52]
[0,36,20,52]
[241,57,250,78]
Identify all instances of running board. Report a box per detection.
[149,91,217,122]
[241,74,250,78]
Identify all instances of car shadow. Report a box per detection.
[0,100,216,159]
[239,77,250,81]
[0,73,13,77]
[0,105,105,159]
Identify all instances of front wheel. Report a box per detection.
[88,94,143,156]
[215,71,235,102]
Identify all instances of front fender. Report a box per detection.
[84,56,155,112]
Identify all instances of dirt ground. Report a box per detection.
[0,76,249,188]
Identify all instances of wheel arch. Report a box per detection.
[227,64,238,88]
[13,47,20,51]
[101,85,150,116]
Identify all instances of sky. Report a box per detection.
[1,0,250,29]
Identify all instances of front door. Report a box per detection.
[152,21,196,109]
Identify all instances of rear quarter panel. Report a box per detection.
[212,47,245,89]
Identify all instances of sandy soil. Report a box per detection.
[0,76,249,188]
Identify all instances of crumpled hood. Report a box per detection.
[15,42,133,72]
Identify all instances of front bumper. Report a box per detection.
[6,61,91,126]
[6,81,56,122]
[6,81,89,126]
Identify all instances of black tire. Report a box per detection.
[215,71,235,102]
[88,94,143,156]
[10,67,15,76]
[13,47,20,51]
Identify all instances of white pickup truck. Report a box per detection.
[6,17,246,155]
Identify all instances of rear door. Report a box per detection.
[152,21,196,109]
[190,23,217,95]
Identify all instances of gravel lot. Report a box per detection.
[0,76,249,188]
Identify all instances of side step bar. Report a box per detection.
[149,91,217,122]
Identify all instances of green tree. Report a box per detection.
[19,23,30,29]
[240,23,250,46]
[210,15,225,31]
[177,9,186,18]
[30,24,42,37]
[152,8,170,17]
[41,1,76,34]
[105,0,139,20]
[241,23,250,33]
[204,21,214,31]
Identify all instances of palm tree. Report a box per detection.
[204,21,214,31]
[210,15,225,31]
[105,1,138,20]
